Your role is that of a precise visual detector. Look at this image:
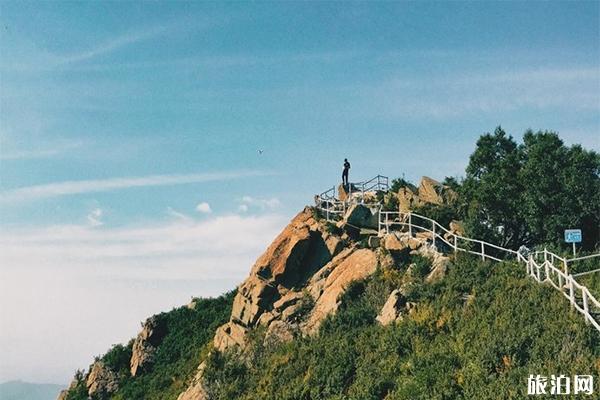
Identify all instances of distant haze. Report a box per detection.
[0,381,64,400]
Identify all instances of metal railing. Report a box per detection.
[314,180,600,330]
[379,211,522,262]
[379,210,600,331]
[314,175,388,220]
[527,250,600,331]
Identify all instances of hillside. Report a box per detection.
[58,129,600,400]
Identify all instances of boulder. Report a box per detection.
[214,322,248,352]
[343,203,379,230]
[397,187,421,212]
[383,232,406,251]
[418,176,444,205]
[305,248,378,333]
[130,316,167,377]
[411,243,451,283]
[376,289,407,325]
[86,361,118,399]
[418,176,458,206]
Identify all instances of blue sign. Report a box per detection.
[564,229,582,243]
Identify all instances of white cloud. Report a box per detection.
[56,26,169,65]
[86,208,103,227]
[0,212,288,383]
[166,207,191,222]
[0,170,271,203]
[195,202,212,214]
[239,196,282,211]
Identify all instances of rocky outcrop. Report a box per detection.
[376,289,407,325]
[305,247,378,333]
[56,379,78,400]
[412,243,451,283]
[343,203,379,230]
[212,208,338,352]
[398,187,421,212]
[130,316,167,376]
[179,208,348,400]
[86,361,118,399]
[396,176,458,212]
[383,231,423,252]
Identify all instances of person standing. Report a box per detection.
[342,158,350,186]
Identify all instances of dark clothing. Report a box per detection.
[342,161,350,185]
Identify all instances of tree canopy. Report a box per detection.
[460,127,599,250]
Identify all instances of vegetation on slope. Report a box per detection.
[202,254,600,400]
[66,291,235,400]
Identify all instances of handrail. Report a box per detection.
[379,210,600,332]
[314,181,600,332]
[314,175,388,220]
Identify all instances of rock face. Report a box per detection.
[396,176,458,212]
[130,316,167,377]
[179,207,354,400]
[412,243,451,283]
[343,203,379,230]
[305,248,378,333]
[376,289,407,325]
[86,361,118,399]
[213,207,338,353]
[398,187,421,212]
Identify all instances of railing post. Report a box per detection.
[454,234,457,254]
[558,268,563,288]
[408,213,412,236]
[544,260,550,282]
[569,275,575,310]
[544,248,548,264]
[583,289,590,325]
[432,223,436,247]
[481,242,485,261]
[385,212,389,234]
[563,259,568,276]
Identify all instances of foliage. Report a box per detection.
[390,177,417,193]
[413,202,459,229]
[65,291,235,400]
[202,255,600,399]
[461,127,599,250]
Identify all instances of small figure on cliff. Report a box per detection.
[342,158,350,186]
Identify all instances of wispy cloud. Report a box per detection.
[0,170,271,203]
[0,140,84,161]
[360,66,600,119]
[0,212,287,383]
[56,26,169,65]
[166,206,191,222]
[238,195,281,212]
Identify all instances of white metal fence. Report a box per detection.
[313,185,600,331]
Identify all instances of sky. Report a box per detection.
[1,1,599,385]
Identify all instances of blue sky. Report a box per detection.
[1,1,599,384]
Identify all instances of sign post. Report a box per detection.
[564,229,582,257]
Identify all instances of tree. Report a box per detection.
[462,127,600,250]
[461,127,525,248]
